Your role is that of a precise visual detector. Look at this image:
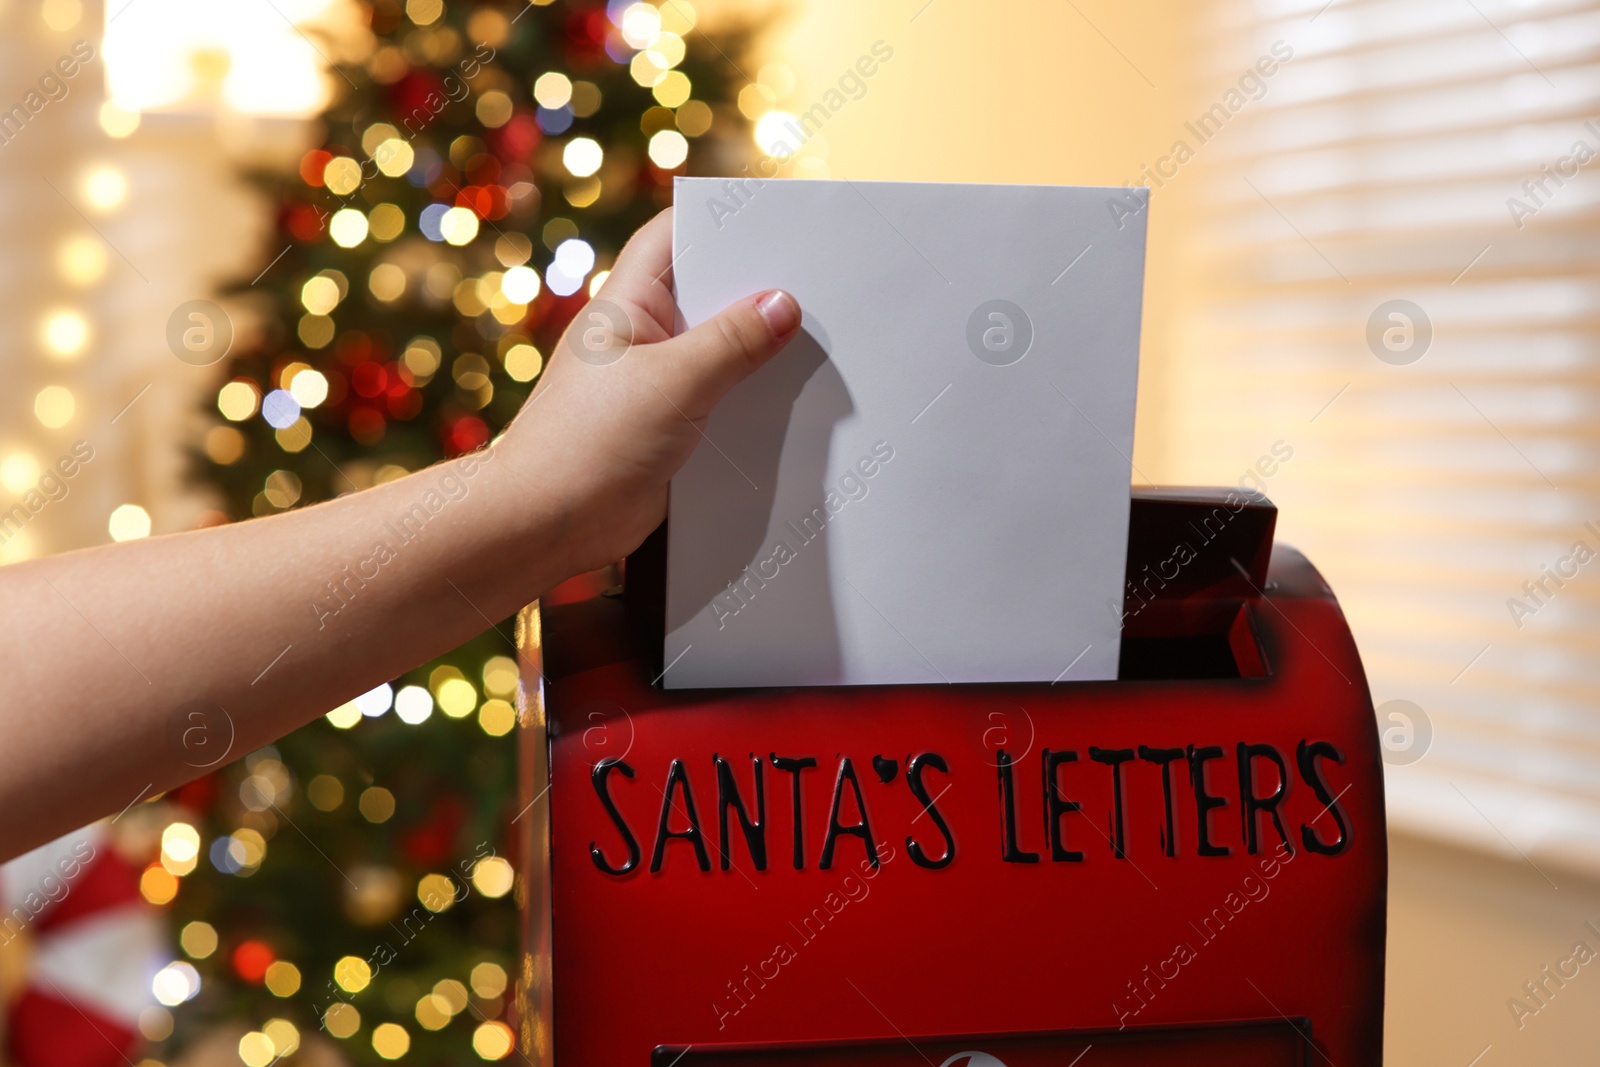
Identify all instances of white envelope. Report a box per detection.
[663,177,1147,689]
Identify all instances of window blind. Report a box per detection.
[1161,0,1600,876]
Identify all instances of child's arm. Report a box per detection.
[0,210,800,860]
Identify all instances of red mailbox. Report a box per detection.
[514,488,1385,1066]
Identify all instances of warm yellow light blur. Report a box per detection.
[325,701,361,728]
[300,275,341,315]
[239,1031,275,1067]
[324,1002,360,1039]
[161,821,199,862]
[533,72,572,109]
[659,0,695,34]
[619,3,661,48]
[204,424,246,465]
[406,0,442,25]
[433,978,469,1014]
[375,138,414,177]
[109,504,152,542]
[217,380,259,421]
[370,203,405,241]
[677,99,713,137]
[42,0,82,31]
[99,100,141,138]
[473,1020,515,1060]
[737,83,776,120]
[334,955,373,994]
[562,137,603,177]
[437,677,478,718]
[471,856,515,898]
[482,655,519,697]
[34,386,75,429]
[264,1018,300,1056]
[0,453,40,495]
[57,235,107,285]
[232,827,267,868]
[470,961,508,999]
[372,1022,411,1060]
[649,31,686,70]
[501,265,540,304]
[298,314,335,349]
[630,50,669,88]
[330,208,370,248]
[83,166,127,212]
[477,90,513,127]
[140,865,179,905]
[264,960,302,996]
[180,920,218,958]
[479,699,516,737]
[754,111,800,157]
[307,774,344,810]
[359,786,396,823]
[415,992,452,1030]
[290,369,329,408]
[503,343,542,382]
[417,872,457,913]
[652,70,691,108]
[42,310,89,358]
[151,961,200,1006]
[324,156,362,195]
[440,207,480,247]
[648,129,689,169]
[369,262,407,302]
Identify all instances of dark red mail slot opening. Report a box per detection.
[513,488,1386,1067]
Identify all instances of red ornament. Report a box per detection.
[387,69,444,116]
[351,361,389,399]
[445,415,490,456]
[232,939,275,983]
[490,114,541,162]
[299,149,333,187]
[284,202,327,243]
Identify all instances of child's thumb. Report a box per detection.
[655,290,800,418]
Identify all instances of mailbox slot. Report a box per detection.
[625,486,1278,684]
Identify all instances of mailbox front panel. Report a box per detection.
[521,546,1385,1066]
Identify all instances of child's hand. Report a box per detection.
[0,207,799,858]
[503,209,801,575]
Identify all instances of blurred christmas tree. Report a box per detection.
[160,1,753,1063]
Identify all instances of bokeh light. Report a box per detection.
[473,1020,515,1060]
[35,386,76,429]
[471,856,514,898]
[109,504,152,542]
[562,137,603,177]
[152,961,201,1006]
[42,309,90,358]
[372,1022,411,1060]
[0,452,40,495]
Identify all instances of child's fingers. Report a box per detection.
[592,210,678,335]
[651,290,801,419]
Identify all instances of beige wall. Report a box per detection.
[734,0,1600,1060]
[1389,832,1600,1064]
[714,0,1197,476]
